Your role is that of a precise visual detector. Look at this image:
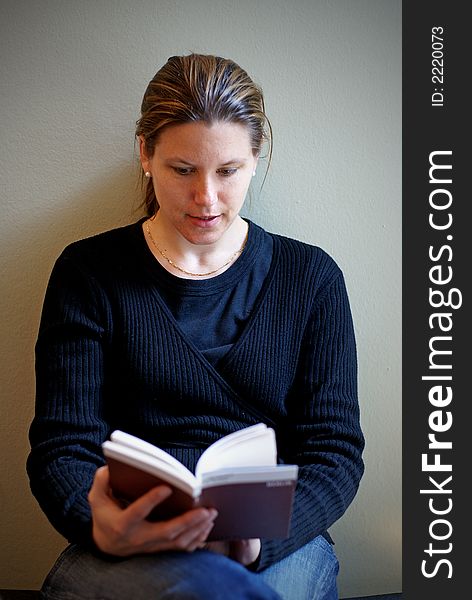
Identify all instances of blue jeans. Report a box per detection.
[40,535,339,599]
[260,535,339,599]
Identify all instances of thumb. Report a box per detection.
[88,465,111,505]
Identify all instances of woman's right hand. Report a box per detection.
[88,465,218,556]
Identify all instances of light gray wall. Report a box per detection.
[0,1,401,596]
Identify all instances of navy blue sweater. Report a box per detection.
[27,219,364,571]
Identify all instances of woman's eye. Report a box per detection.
[173,167,194,175]
[172,167,238,176]
[217,168,238,177]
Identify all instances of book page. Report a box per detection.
[110,430,192,479]
[201,464,298,488]
[195,423,277,478]
[103,440,199,496]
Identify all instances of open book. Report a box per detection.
[102,423,298,540]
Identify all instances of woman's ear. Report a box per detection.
[252,155,259,176]
[139,135,151,174]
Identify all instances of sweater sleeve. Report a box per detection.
[27,248,111,545]
[256,271,365,571]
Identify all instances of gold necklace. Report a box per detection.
[145,219,248,277]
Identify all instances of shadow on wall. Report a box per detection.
[0,164,143,589]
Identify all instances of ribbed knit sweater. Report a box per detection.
[27,218,364,572]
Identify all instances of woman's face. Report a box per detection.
[140,120,258,246]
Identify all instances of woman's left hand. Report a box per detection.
[205,538,261,567]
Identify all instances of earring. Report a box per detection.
[252,170,256,177]
[145,171,152,178]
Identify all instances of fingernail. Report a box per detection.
[204,521,215,536]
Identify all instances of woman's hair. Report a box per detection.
[135,53,272,216]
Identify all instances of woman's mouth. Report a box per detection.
[188,215,221,227]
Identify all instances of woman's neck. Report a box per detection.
[143,214,249,279]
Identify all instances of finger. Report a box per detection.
[131,512,214,555]
[159,508,218,541]
[204,540,229,555]
[182,523,215,552]
[123,485,173,522]
[94,464,110,486]
[88,466,111,505]
[169,518,216,553]
[228,538,261,565]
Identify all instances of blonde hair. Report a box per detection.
[135,53,272,215]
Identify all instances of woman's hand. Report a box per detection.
[88,466,218,556]
[204,538,261,567]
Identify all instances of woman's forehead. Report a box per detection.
[155,121,253,162]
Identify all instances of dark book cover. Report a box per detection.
[107,457,296,540]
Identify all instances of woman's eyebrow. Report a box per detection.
[164,157,247,166]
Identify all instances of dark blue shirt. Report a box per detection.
[153,222,273,367]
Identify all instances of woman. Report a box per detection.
[28,53,364,599]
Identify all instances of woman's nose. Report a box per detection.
[193,176,217,206]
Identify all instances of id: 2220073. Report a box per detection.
[431,26,445,107]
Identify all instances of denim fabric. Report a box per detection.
[40,535,338,599]
[259,535,339,600]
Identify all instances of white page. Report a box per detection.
[103,440,199,496]
[201,464,298,488]
[195,424,277,478]
[110,430,192,479]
